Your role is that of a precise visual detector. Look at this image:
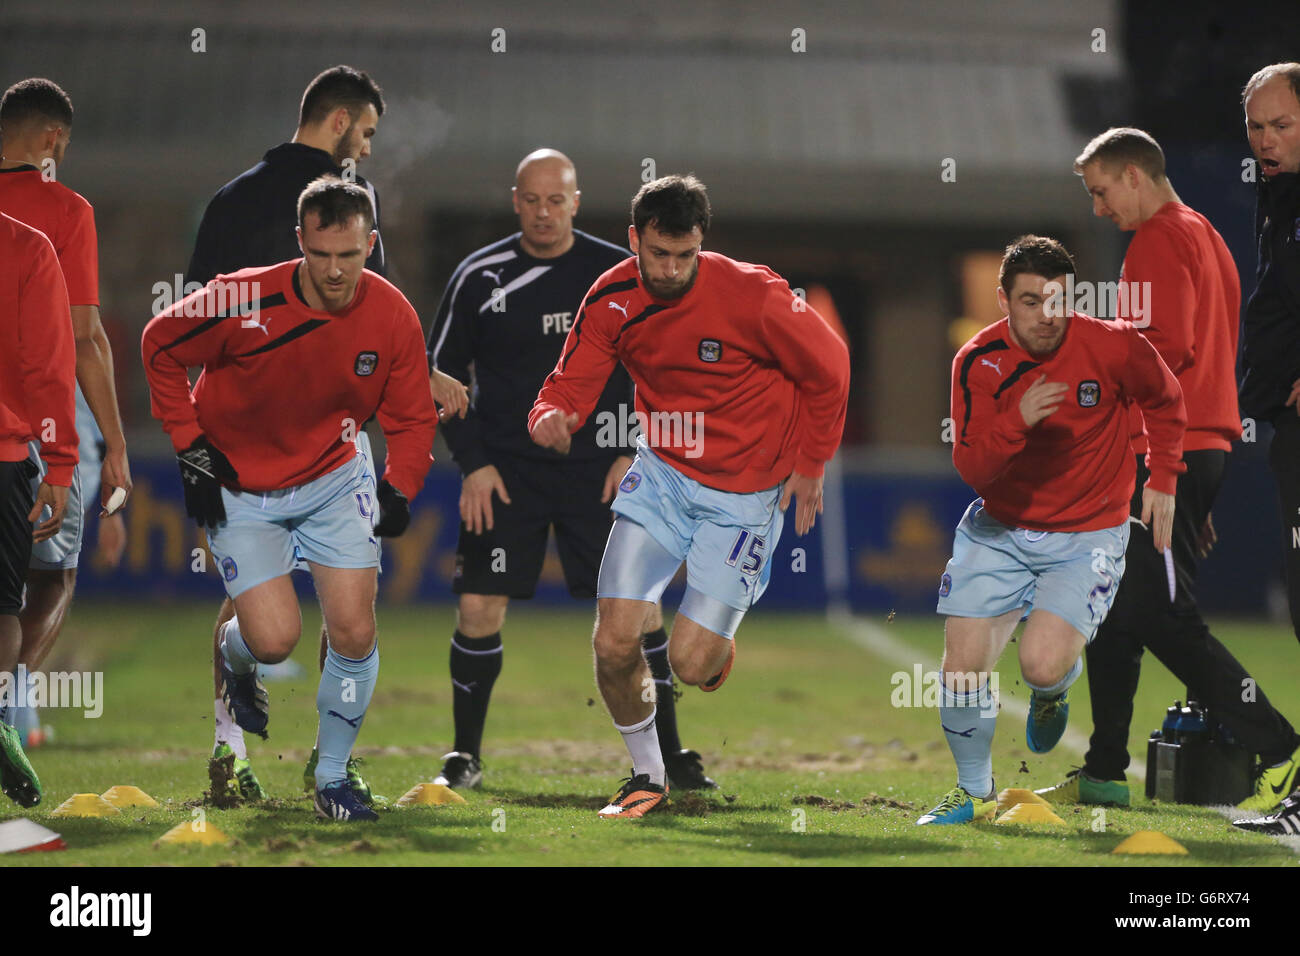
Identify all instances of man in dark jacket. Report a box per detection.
[1233,61,1300,835]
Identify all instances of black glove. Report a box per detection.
[373,479,410,537]
[177,437,238,529]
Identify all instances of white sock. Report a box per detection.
[214,697,246,759]
[615,708,665,786]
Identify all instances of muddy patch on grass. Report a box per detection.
[793,792,916,812]
[204,750,242,808]
[494,791,606,810]
[327,839,381,854]
[719,749,915,774]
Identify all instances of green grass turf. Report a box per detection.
[3,602,1298,866]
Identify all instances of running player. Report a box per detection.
[0,211,78,807]
[142,177,437,821]
[530,174,850,817]
[918,235,1186,825]
[429,149,715,791]
[184,65,467,801]
[1034,128,1300,814]
[0,78,132,743]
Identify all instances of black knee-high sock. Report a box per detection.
[450,630,502,758]
[642,628,681,753]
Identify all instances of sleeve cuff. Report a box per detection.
[454,446,491,476]
[382,467,424,502]
[1143,463,1181,496]
[43,463,75,488]
[793,453,826,480]
[169,422,204,454]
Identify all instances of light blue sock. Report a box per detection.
[315,644,378,789]
[940,679,997,798]
[9,666,35,735]
[218,616,259,675]
[1025,656,1083,700]
[11,669,37,736]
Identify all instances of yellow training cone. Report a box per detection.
[396,783,467,807]
[155,821,231,846]
[1112,830,1189,855]
[51,793,121,818]
[995,802,1066,825]
[100,786,159,808]
[997,788,1051,814]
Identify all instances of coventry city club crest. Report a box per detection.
[221,557,238,582]
[698,339,722,363]
[354,351,378,376]
[939,572,952,597]
[619,472,642,493]
[1077,380,1100,407]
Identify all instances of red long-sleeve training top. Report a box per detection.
[0,165,99,306]
[530,252,850,492]
[1118,202,1241,453]
[141,260,436,498]
[952,312,1186,532]
[0,212,78,486]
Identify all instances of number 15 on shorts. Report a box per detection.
[726,530,766,575]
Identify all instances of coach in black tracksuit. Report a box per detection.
[425,149,715,794]
[1241,160,1300,644]
[1226,64,1300,834]
[187,138,385,285]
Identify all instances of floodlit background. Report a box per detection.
[0,0,1293,615]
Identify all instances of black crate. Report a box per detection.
[1145,733,1253,805]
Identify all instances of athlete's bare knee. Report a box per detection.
[458,594,508,637]
[324,617,376,659]
[941,637,987,677]
[594,629,642,670]
[668,622,728,685]
[669,654,712,687]
[252,636,297,664]
[593,610,643,671]
[236,619,300,664]
[666,642,697,685]
[1021,655,1071,690]
[23,568,76,614]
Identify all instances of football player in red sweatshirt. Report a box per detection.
[1033,128,1300,820]
[0,78,132,748]
[530,175,850,817]
[0,212,78,808]
[918,234,1185,825]
[142,177,436,822]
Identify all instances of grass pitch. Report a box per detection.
[4,601,1298,866]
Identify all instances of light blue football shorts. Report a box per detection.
[28,390,90,570]
[29,386,114,570]
[935,498,1128,642]
[597,439,784,638]
[208,433,381,599]
[74,384,104,525]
